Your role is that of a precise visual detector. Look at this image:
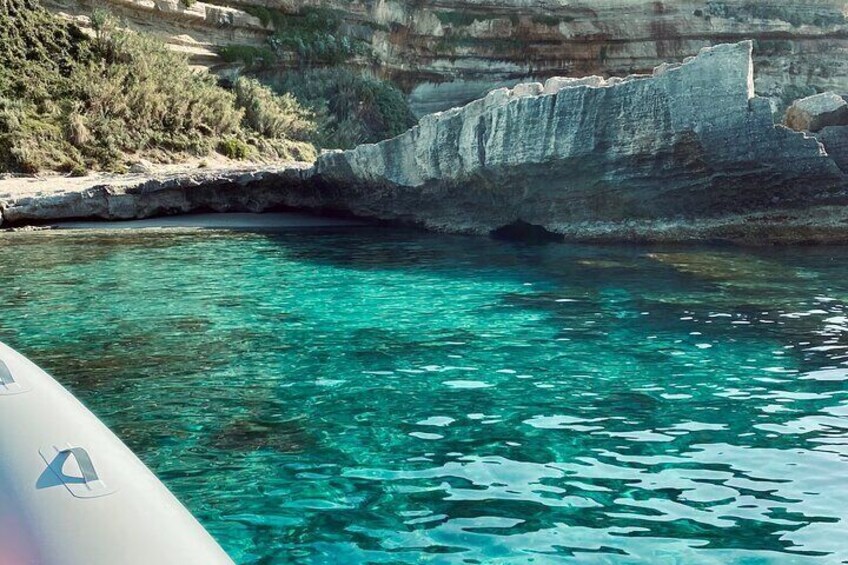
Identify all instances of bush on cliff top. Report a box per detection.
[241,6,368,67]
[215,3,417,150]
[268,68,417,149]
[0,2,317,173]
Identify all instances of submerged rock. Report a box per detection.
[490,220,564,243]
[784,92,848,133]
[646,252,794,284]
[305,41,846,234]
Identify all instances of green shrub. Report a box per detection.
[218,44,277,68]
[219,138,251,159]
[244,5,277,28]
[74,23,245,156]
[0,0,91,102]
[269,68,416,149]
[0,97,82,173]
[435,11,481,27]
[232,7,372,68]
[0,3,318,173]
[247,136,316,162]
[234,77,316,140]
[91,8,110,36]
[69,163,88,177]
[263,7,369,66]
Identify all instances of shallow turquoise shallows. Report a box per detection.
[2,227,848,564]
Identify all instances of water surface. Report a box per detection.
[1,227,847,563]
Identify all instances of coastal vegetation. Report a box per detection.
[266,69,416,149]
[217,5,416,149]
[265,7,366,66]
[218,44,277,69]
[219,7,370,70]
[0,0,415,172]
[0,0,316,174]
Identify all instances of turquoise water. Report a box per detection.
[1,227,847,563]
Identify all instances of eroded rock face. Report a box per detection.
[785,93,848,133]
[302,41,845,234]
[815,126,848,173]
[42,0,848,115]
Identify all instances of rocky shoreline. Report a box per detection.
[0,164,313,228]
[3,41,848,244]
[5,172,848,243]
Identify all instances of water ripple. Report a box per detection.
[1,230,847,563]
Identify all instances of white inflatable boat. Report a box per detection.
[0,341,233,565]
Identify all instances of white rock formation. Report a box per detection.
[307,41,846,233]
[784,92,848,133]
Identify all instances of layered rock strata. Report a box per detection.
[44,0,271,66]
[302,41,846,233]
[43,0,848,114]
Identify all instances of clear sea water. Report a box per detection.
[1,226,847,564]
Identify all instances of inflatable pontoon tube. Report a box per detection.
[0,341,233,565]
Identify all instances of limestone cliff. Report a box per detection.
[3,41,848,244]
[42,0,848,114]
[301,41,846,233]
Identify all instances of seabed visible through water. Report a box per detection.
[1,225,847,563]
